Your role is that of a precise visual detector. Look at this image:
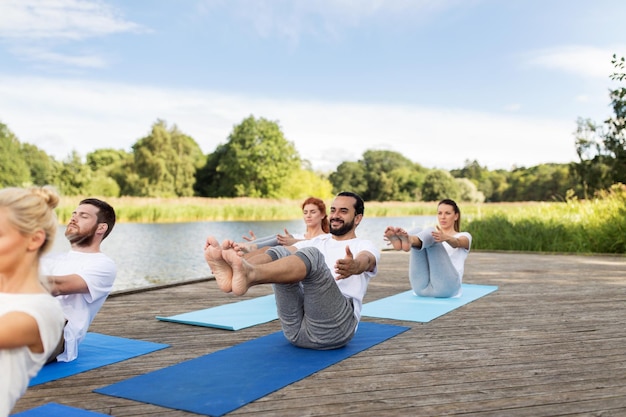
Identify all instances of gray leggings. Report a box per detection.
[409,227,461,298]
[267,246,357,350]
[251,234,279,248]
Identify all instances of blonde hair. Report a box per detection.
[0,185,60,255]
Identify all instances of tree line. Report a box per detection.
[1,55,624,203]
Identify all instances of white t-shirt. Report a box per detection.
[0,293,64,416]
[295,235,380,321]
[443,232,472,281]
[41,251,116,362]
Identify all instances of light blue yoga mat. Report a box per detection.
[156,293,278,330]
[361,283,498,322]
[29,333,168,386]
[95,321,409,417]
[11,403,110,417]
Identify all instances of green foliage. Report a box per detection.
[55,151,94,196]
[503,164,578,201]
[278,169,334,200]
[328,161,368,196]
[467,184,626,253]
[421,169,459,201]
[0,121,31,187]
[451,159,501,201]
[455,178,485,203]
[132,120,204,197]
[87,148,129,174]
[572,54,626,193]
[360,150,426,201]
[604,54,626,183]
[195,115,301,198]
[20,143,59,186]
[572,117,614,197]
[329,150,426,201]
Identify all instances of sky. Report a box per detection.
[0,0,625,173]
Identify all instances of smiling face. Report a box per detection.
[329,195,361,237]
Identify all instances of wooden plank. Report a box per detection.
[12,251,626,416]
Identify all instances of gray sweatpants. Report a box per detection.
[267,246,357,350]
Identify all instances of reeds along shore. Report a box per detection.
[55,187,626,254]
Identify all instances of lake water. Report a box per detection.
[48,216,436,292]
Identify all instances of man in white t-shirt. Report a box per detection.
[204,192,379,350]
[42,198,117,362]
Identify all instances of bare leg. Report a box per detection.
[203,236,233,293]
[221,247,308,296]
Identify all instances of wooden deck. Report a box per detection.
[13,251,626,416]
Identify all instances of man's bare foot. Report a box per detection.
[384,226,403,251]
[221,248,252,296]
[203,237,233,293]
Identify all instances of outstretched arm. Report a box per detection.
[47,274,89,296]
[432,226,470,249]
[334,246,377,280]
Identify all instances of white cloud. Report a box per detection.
[0,0,147,70]
[524,45,624,79]
[0,74,577,172]
[11,47,108,68]
[199,0,466,41]
[0,0,145,40]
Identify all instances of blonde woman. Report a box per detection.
[0,186,65,416]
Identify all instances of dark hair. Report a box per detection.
[80,198,116,240]
[438,198,461,232]
[301,197,330,233]
[336,191,364,216]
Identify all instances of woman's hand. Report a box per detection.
[242,230,257,242]
[277,229,297,245]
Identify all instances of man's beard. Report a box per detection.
[330,218,354,237]
[65,223,98,247]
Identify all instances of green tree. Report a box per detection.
[604,54,626,183]
[328,161,368,197]
[571,118,612,198]
[279,169,334,200]
[0,121,30,187]
[503,164,575,201]
[455,178,485,202]
[421,169,459,201]
[329,150,425,201]
[572,54,626,192]
[132,120,205,197]
[20,143,59,186]
[196,115,301,198]
[360,150,425,201]
[87,148,129,173]
[55,151,94,196]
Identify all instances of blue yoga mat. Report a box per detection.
[95,322,409,417]
[11,403,110,417]
[29,333,168,386]
[361,283,498,322]
[156,294,278,330]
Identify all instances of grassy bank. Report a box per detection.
[57,186,626,254]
